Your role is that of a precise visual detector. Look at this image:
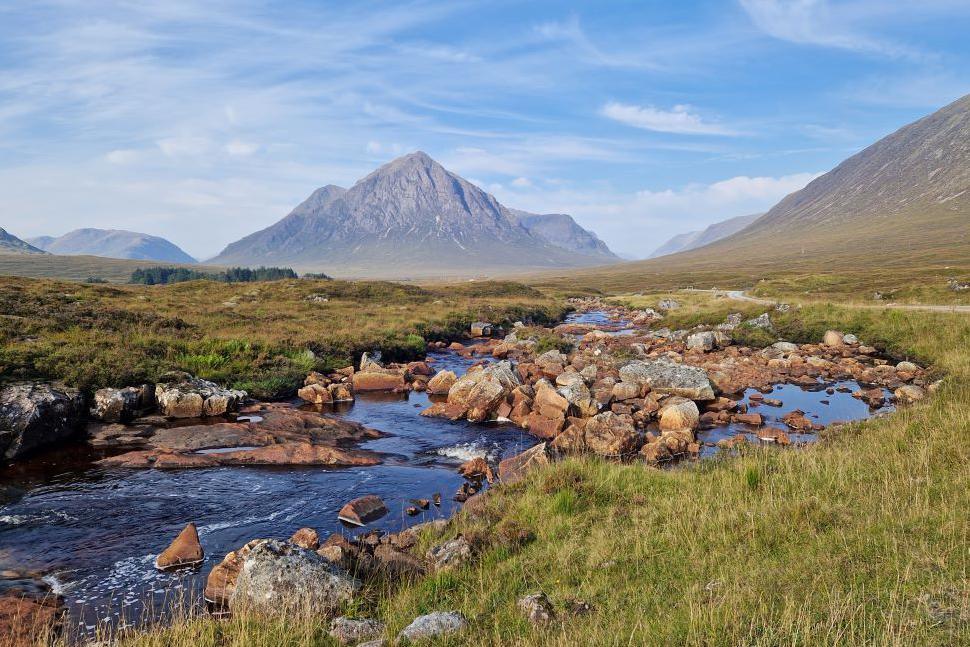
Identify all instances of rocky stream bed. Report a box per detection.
[0,302,930,644]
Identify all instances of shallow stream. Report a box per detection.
[0,312,893,637]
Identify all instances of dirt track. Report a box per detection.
[684,289,970,315]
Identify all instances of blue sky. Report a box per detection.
[1,1,968,260]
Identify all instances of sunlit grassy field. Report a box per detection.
[0,276,565,398]
[528,201,970,306]
[106,294,968,647]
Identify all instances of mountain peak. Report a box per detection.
[0,227,47,254]
[375,150,443,175]
[212,153,619,277]
[29,228,195,263]
[395,150,434,165]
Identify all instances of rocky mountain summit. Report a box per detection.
[0,227,45,255]
[509,210,617,260]
[212,152,615,277]
[28,228,196,263]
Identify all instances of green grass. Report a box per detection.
[0,276,565,398]
[0,253,221,283]
[527,198,970,306]
[109,295,968,647]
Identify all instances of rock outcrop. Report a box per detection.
[0,573,64,646]
[230,539,359,616]
[93,402,385,469]
[498,442,553,484]
[619,360,716,401]
[338,495,389,526]
[441,361,522,423]
[155,373,246,418]
[155,522,205,570]
[90,385,154,423]
[0,383,83,460]
[397,611,467,643]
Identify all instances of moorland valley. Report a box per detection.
[0,91,968,647]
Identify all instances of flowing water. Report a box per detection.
[0,312,893,637]
[0,347,535,636]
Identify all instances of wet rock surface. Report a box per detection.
[90,402,387,469]
[0,382,83,461]
[338,495,389,526]
[155,522,205,570]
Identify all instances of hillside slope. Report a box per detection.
[542,94,970,294]
[649,230,702,258]
[650,213,762,258]
[29,228,196,263]
[509,210,617,260]
[0,227,46,255]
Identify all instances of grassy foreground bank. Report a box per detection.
[112,297,967,646]
[0,276,565,399]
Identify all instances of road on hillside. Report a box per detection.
[682,289,970,314]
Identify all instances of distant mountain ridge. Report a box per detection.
[649,230,702,259]
[212,152,616,276]
[650,213,763,258]
[509,210,617,260]
[29,229,196,263]
[0,227,46,254]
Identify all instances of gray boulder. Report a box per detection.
[230,539,359,616]
[155,374,246,418]
[619,360,715,401]
[518,592,555,624]
[397,611,467,643]
[426,536,472,570]
[744,313,773,330]
[329,617,384,645]
[686,331,716,352]
[0,382,84,460]
[359,351,383,371]
[555,373,598,417]
[448,361,521,422]
[90,385,153,423]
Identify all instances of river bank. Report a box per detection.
[2,294,934,645]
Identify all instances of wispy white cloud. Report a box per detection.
[489,171,821,258]
[0,0,963,260]
[533,15,659,70]
[738,0,927,59]
[105,149,139,165]
[157,136,212,158]
[601,102,742,136]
